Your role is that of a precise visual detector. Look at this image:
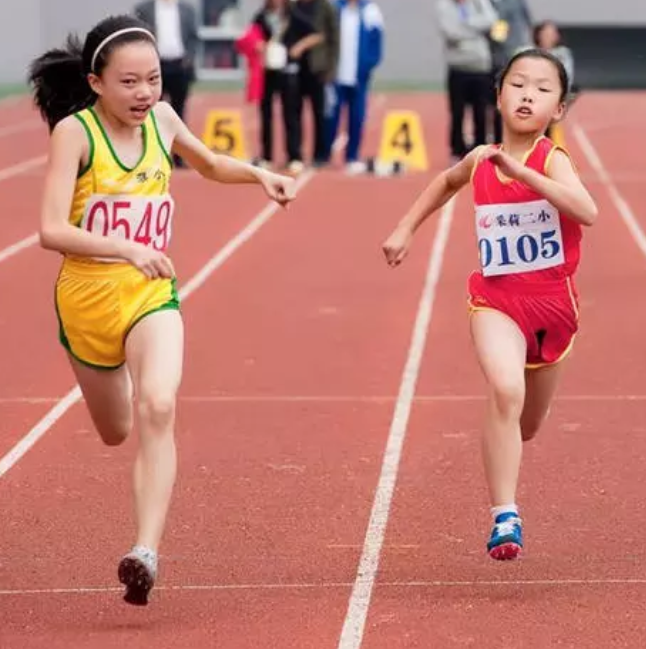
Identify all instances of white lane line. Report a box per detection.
[0,233,39,264]
[0,145,48,264]
[0,388,83,478]
[0,170,317,479]
[3,576,645,597]
[337,197,458,649]
[0,155,47,183]
[572,123,646,258]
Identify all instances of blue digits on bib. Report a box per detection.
[478,230,561,271]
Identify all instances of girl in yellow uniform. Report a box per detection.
[29,14,296,606]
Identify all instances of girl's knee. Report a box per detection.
[137,390,177,431]
[96,415,132,447]
[520,407,551,442]
[100,426,130,446]
[490,381,525,420]
[520,422,540,442]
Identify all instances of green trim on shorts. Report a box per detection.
[124,277,181,340]
[54,275,180,372]
[54,282,125,371]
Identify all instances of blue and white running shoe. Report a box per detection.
[487,511,523,560]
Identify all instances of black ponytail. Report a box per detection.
[27,14,157,132]
[28,34,95,132]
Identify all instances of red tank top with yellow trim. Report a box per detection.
[471,136,582,284]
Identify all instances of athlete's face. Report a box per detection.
[89,41,162,127]
[498,57,565,135]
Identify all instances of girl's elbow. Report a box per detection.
[582,201,599,226]
[196,155,220,180]
[39,224,65,251]
[39,228,56,250]
[204,159,223,181]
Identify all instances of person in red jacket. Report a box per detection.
[236,21,266,106]
[240,0,321,171]
[382,48,598,562]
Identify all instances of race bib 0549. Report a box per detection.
[80,194,175,254]
[475,199,564,277]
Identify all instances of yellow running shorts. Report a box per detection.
[55,257,180,370]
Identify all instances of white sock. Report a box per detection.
[491,504,519,520]
[133,545,158,567]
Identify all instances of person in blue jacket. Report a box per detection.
[323,0,384,173]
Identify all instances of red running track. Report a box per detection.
[1,92,646,648]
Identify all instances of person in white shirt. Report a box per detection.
[134,0,198,165]
[324,0,384,174]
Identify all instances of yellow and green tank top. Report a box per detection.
[69,106,175,259]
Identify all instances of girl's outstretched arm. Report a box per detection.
[382,147,481,266]
[483,146,598,226]
[156,102,296,207]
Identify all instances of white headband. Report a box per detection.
[91,27,156,72]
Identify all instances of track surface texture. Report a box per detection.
[1,90,645,648]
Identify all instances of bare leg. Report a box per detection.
[521,363,564,441]
[68,357,133,446]
[126,309,184,553]
[470,310,527,507]
[470,309,527,560]
[116,308,184,606]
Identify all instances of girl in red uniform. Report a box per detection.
[382,48,598,560]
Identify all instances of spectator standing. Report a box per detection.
[252,0,322,171]
[134,0,198,167]
[436,0,498,161]
[323,0,384,174]
[533,20,577,140]
[235,17,265,108]
[533,20,575,90]
[488,0,533,142]
[292,0,340,169]
[235,16,266,163]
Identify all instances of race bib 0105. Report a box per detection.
[80,194,175,256]
[475,199,564,277]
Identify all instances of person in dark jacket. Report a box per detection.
[437,0,498,161]
[292,0,340,168]
[488,0,532,142]
[253,0,323,172]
